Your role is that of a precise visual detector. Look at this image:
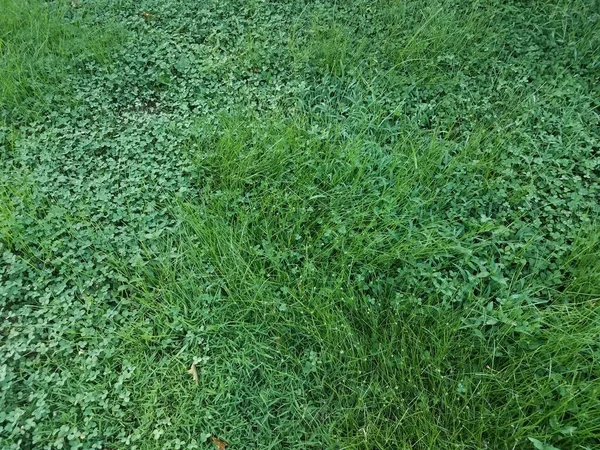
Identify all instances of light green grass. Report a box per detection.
[0,0,118,123]
[1,0,599,449]
[117,116,599,449]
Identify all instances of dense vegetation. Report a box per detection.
[1,0,599,449]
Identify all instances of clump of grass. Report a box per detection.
[119,115,599,449]
[0,0,119,124]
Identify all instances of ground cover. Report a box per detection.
[1,1,599,448]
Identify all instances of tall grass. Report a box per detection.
[121,116,600,448]
[0,0,117,124]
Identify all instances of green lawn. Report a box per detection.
[1,0,599,449]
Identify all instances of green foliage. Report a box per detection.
[1,0,599,449]
[0,0,119,124]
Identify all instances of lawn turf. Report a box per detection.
[1,0,599,449]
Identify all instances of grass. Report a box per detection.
[1,0,599,449]
[0,0,118,124]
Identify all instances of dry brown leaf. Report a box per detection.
[187,362,198,383]
[211,436,228,450]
